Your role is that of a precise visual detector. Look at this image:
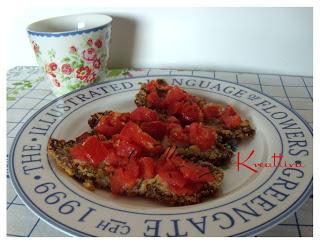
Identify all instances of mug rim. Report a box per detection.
[26,13,112,37]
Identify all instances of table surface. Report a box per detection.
[6,66,313,237]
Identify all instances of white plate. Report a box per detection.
[9,75,313,236]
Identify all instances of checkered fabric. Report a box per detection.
[6,66,313,237]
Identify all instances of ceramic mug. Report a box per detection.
[27,13,112,96]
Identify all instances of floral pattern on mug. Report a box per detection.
[32,34,108,92]
[82,48,97,61]
[61,63,74,75]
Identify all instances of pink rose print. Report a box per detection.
[87,72,96,84]
[93,58,101,69]
[61,63,74,75]
[53,78,61,87]
[94,39,102,48]
[49,62,58,71]
[76,66,92,81]
[87,38,93,46]
[70,46,77,54]
[82,48,97,61]
[45,64,56,77]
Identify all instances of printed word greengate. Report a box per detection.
[237,149,304,173]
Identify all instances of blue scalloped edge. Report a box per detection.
[27,23,111,37]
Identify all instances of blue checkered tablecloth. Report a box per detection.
[6,66,313,237]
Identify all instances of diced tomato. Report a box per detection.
[158,170,187,188]
[120,122,162,154]
[147,91,161,108]
[70,136,110,166]
[130,107,158,123]
[125,160,140,179]
[95,112,129,137]
[167,101,184,115]
[102,140,114,150]
[109,160,140,195]
[165,116,181,125]
[221,114,242,129]
[109,168,125,194]
[179,102,203,124]
[167,123,189,145]
[119,112,130,122]
[188,123,216,151]
[161,86,188,107]
[139,157,155,179]
[179,162,214,182]
[220,105,242,128]
[203,103,222,120]
[157,159,177,172]
[222,105,237,116]
[81,136,110,166]
[69,144,87,161]
[112,135,141,158]
[104,149,119,166]
[140,121,167,140]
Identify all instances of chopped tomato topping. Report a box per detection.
[167,101,184,115]
[119,113,130,121]
[155,152,215,195]
[187,123,216,151]
[102,140,114,150]
[120,122,162,154]
[179,102,203,124]
[158,170,187,188]
[112,135,141,158]
[220,105,242,128]
[179,162,214,182]
[167,123,189,145]
[69,144,87,161]
[145,80,160,91]
[104,149,119,166]
[203,103,222,120]
[95,112,129,137]
[161,86,188,107]
[139,157,155,179]
[130,107,158,123]
[223,105,237,116]
[109,168,125,194]
[109,159,140,195]
[140,121,167,140]
[146,91,161,108]
[221,114,241,129]
[126,160,140,178]
[70,136,110,166]
[165,115,181,125]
